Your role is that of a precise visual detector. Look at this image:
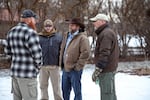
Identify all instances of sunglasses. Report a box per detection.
[44,25,52,27]
[92,20,97,23]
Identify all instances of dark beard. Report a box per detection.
[70,29,77,33]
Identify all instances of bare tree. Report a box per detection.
[111,0,149,57]
[0,0,150,59]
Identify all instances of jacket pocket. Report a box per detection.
[27,81,37,98]
[65,53,74,69]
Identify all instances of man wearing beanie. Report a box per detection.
[59,18,90,100]
[38,19,63,100]
[90,13,119,100]
[4,9,42,100]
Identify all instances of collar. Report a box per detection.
[18,22,28,26]
[95,23,108,35]
[68,30,79,37]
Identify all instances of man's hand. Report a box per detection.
[92,67,102,82]
[0,39,7,46]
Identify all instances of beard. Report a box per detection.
[28,21,36,31]
[69,28,77,33]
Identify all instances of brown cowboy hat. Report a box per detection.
[66,18,85,29]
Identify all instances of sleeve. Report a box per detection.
[96,32,113,69]
[25,31,43,67]
[74,36,90,71]
[4,35,12,56]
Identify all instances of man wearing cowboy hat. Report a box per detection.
[90,13,119,100]
[59,18,90,100]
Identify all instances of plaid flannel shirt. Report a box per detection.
[5,22,42,78]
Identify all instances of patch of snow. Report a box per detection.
[0,64,150,100]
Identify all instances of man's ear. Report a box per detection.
[26,18,31,24]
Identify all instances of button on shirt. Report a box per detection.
[63,30,79,62]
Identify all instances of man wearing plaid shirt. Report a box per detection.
[5,9,42,100]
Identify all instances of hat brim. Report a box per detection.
[89,17,97,22]
[33,15,38,19]
[65,19,85,29]
[21,14,38,19]
[70,22,85,28]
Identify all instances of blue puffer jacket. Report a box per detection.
[39,33,62,66]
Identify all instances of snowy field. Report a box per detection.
[0,64,150,100]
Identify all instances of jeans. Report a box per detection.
[62,69,83,100]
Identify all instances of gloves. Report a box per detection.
[92,67,102,83]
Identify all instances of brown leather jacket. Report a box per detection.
[94,24,119,73]
[59,31,90,72]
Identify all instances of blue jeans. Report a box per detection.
[62,69,83,100]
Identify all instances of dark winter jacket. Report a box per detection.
[39,32,62,66]
[94,23,119,73]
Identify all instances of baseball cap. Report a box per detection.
[21,9,38,19]
[90,13,109,22]
[44,19,53,27]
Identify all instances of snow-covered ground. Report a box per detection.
[0,65,150,100]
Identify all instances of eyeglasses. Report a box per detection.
[44,25,52,27]
[92,20,97,23]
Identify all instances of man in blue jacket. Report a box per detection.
[38,19,62,100]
